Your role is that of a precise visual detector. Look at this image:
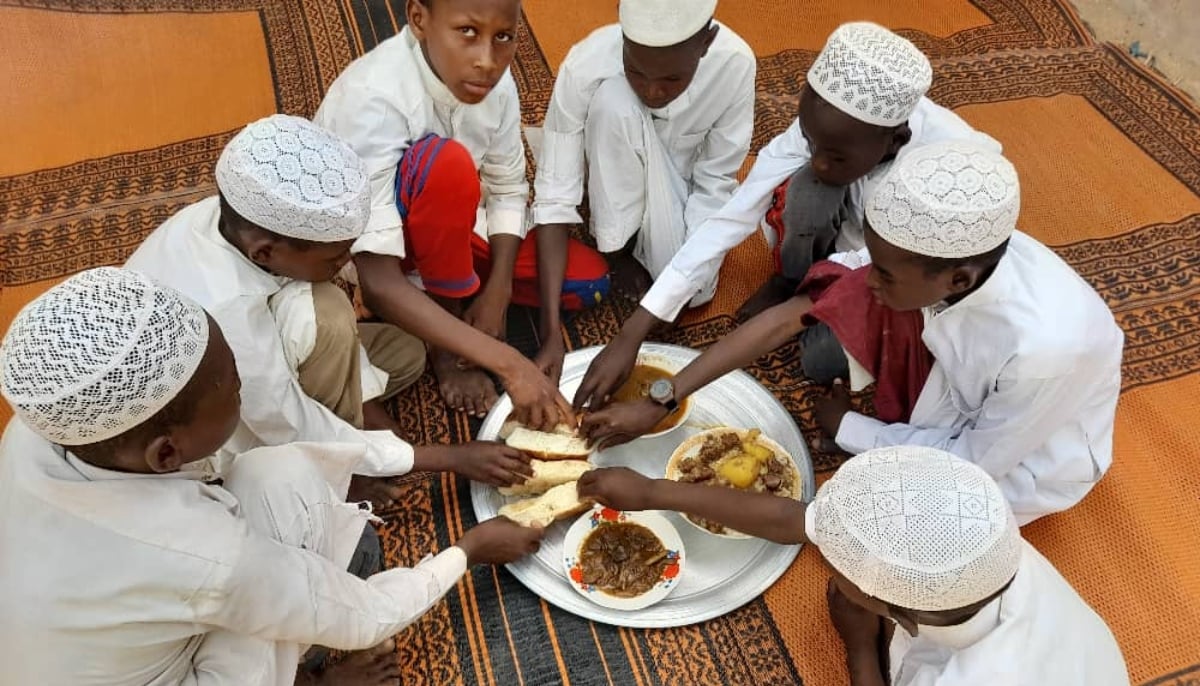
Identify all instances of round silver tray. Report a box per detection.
[471,343,815,628]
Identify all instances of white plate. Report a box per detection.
[561,507,685,611]
[472,343,815,628]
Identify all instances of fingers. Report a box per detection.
[553,389,575,427]
[525,401,547,432]
[595,433,634,450]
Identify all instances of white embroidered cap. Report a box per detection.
[620,0,717,48]
[0,267,210,446]
[215,114,369,243]
[805,446,1022,612]
[867,140,1020,258]
[807,22,932,127]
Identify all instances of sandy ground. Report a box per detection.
[1069,0,1199,101]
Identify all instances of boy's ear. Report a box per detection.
[407,0,428,40]
[246,237,274,268]
[887,123,913,156]
[143,435,185,474]
[700,22,719,55]
[947,265,980,296]
[888,606,921,637]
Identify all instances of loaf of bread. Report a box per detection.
[499,419,591,460]
[498,459,593,497]
[498,481,592,528]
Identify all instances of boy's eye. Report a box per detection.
[495,32,513,43]
[459,27,477,37]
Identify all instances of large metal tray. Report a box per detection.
[471,343,815,628]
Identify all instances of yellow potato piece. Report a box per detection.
[741,442,773,462]
[718,455,761,489]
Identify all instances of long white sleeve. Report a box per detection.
[531,58,595,227]
[682,56,755,235]
[640,120,812,321]
[211,299,415,476]
[208,527,466,651]
[482,78,530,238]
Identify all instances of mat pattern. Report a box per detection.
[2,1,1199,684]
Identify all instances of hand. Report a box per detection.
[815,378,853,438]
[579,399,668,448]
[573,336,640,412]
[462,288,509,341]
[457,517,545,565]
[448,441,533,486]
[503,357,575,430]
[827,578,882,648]
[577,467,658,511]
[533,335,566,386]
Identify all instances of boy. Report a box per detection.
[0,268,544,685]
[574,21,1000,410]
[582,143,1123,523]
[577,447,1130,685]
[531,0,756,299]
[314,0,606,408]
[127,115,535,506]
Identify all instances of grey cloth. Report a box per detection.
[778,164,851,283]
[300,523,384,673]
[799,322,850,384]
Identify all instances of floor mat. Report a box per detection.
[2,1,1198,684]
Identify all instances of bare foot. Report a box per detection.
[607,252,653,300]
[297,640,399,685]
[736,274,800,322]
[347,475,403,509]
[432,353,499,418]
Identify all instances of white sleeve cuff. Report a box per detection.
[351,225,406,259]
[640,265,699,322]
[835,412,887,455]
[486,204,527,239]
[530,203,583,227]
[416,546,469,585]
[356,431,416,476]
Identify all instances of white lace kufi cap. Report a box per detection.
[867,140,1020,258]
[215,114,369,243]
[620,0,717,47]
[807,22,932,127]
[0,267,210,446]
[805,446,1022,612]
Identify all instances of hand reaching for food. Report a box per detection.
[577,467,658,512]
[579,399,668,448]
[457,517,545,566]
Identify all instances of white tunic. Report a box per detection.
[125,197,413,475]
[837,232,1124,524]
[0,419,467,685]
[532,23,755,275]
[890,541,1128,685]
[314,25,527,261]
[640,99,1001,320]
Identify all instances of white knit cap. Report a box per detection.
[805,446,1022,612]
[620,0,717,48]
[0,268,210,446]
[215,114,369,243]
[807,22,932,127]
[867,140,1020,259]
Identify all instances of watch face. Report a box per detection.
[649,378,673,402]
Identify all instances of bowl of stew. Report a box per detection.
[562,506,685,611]
[610,353,693,439]
[664,427,803,539]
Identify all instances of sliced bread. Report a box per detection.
[499,419,592,460]
[498,459,594,497]
[498,481,592,528]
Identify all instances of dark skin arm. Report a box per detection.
[354,252,573,429]
[580,296,813,445]
[577,467,808,544]
[572,306,661,411]
[411,442,533,487]
[463,234,521,340]
[828,580,889,686]
[532,224,570,384]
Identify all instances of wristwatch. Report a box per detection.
[648,378,679,412]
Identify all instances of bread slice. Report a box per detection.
[498,481,592,528]
[499,420,592,461]
[498,459,593,497]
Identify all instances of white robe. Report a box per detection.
[890,541,1128,685]
[314,25,528,264]
[639,98,1001,320]
[125,197,410,475]
[532,23,755,282]
[836,232,1125,524]
[0,419,466,685]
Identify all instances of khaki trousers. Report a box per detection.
[296,282,426,428]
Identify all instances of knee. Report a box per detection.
[783,164,850,231]
[585,77,646,143]
[310,281,359,354]
[223,446,330,514]
[397,135,480,222]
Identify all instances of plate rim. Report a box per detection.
[560,506,686,611]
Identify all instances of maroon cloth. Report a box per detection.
[800,262,933,423]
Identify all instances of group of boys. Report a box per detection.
[0,0,1130,683]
